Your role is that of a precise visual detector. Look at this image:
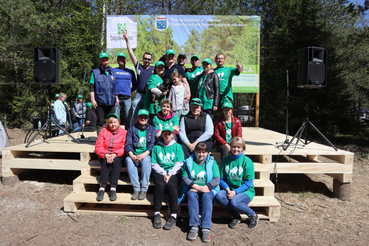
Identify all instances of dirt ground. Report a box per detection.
[1,129,369,245]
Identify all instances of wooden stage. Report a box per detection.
[1,127,354,222]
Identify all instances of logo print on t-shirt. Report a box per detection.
[196,171,206,180]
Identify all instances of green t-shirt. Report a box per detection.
[214,66,239,103]
[89,71,110,84]
[225,122,232,143]
[183,159,220,186]
[186,66,203,98]
[151,143,184,172]
[134,129,147,155]
[197,75,213,110]
[144,74,166,115]
[152,114,179,130]
[220,155,255,200]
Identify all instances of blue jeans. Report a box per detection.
[125,155,151,192]
[187,190,215,229]
[130,92,145,127]
[73,118,85,129]
[115,96,131,129]
[202,109,215,120]
[215,190,255,217]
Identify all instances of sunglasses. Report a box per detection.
[138,116,149,119]
[143,57,151,61]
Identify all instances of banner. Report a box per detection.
[107,15,260,93]
[107,16,138,48]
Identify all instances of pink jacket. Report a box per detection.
[95,126,127,159]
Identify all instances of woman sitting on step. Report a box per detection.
[95,113,127,202]
[125,109,156,200]
[215,136,259,229]
[213,101,242,161]
[151,125,184,230]
[178,142,220,243]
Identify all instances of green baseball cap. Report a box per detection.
[190,98,203,106]
[86,102,92,109]
[117,52,126,58]
[166,49,175,56]
[138,109,149,116]
[106,113,119,119]
[55,94,60,97]
[155,61,165,67]
[202,58,212,65]
[99,52,109,59]
[162,125,174,133]
[191,55,199,60]
[222,101,233,109]
[77,95,83,98]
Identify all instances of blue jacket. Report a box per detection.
[178,154,220,204]
[125,123,156,154]
[92,65,116,106]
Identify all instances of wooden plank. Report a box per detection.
[268,162,353,174]
[326,173,352,183]
[2,159,82,171]
[321,155,354,164]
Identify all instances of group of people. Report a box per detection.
[89,33,258,242]
[53,93,97,134]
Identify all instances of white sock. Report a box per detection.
[99,187,105,191]
[110,187,116,191]
[154,212,160,215]
[171,213,177,218]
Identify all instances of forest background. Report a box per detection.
[0,0,369,143]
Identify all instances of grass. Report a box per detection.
[116,215,129,224]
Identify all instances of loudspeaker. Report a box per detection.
[34,47,61,84]
[297,47,327,88]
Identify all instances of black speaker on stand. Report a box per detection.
[280,47,337,151]
[26,47,79,147]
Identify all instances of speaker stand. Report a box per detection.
[280,89,337,151]
[25,86,80,148]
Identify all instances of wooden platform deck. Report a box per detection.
[1,127,354,221]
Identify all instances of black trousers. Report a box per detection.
[217,144,230,162]
[99,156,123,189]
[153,172,181,214]
[95,105,115,127]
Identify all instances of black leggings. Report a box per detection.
[99,157,123,189]
[153,172,181,214]
[95,105,115,127]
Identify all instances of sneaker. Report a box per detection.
[248,214,259,229]
[187,226,198,241]
[138,191,147,200]
[229,217,241,229]
[131,191,139,200]
[153,214,162,229]
[163,216,176,230]
[96,190,104,202]
[109,190,117,201]
[201,229,211,243]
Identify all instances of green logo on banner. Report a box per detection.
[117,23,127,34]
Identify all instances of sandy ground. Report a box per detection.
[1,129,369,245]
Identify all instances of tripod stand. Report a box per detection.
[281,89,337,151]
[25,86,80,148]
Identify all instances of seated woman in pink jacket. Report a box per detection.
[95,113,127,202]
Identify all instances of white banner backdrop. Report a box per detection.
[107,16,138,49]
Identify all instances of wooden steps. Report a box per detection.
[64,155,281,222]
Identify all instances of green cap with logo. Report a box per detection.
[202,58,212,65]
[55,94,60,97]
[190,98,203,106]
[77,95,83,98]
[166,49,175,56]
[138,109,149,116]
[155,61,165,67]
[162,124,174,133]
[117,52,126,58]
[99,52,109,59]
[86,102,92,109]
[191,55,199,60]
[222,101,233,109]
[106,113,119,119]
